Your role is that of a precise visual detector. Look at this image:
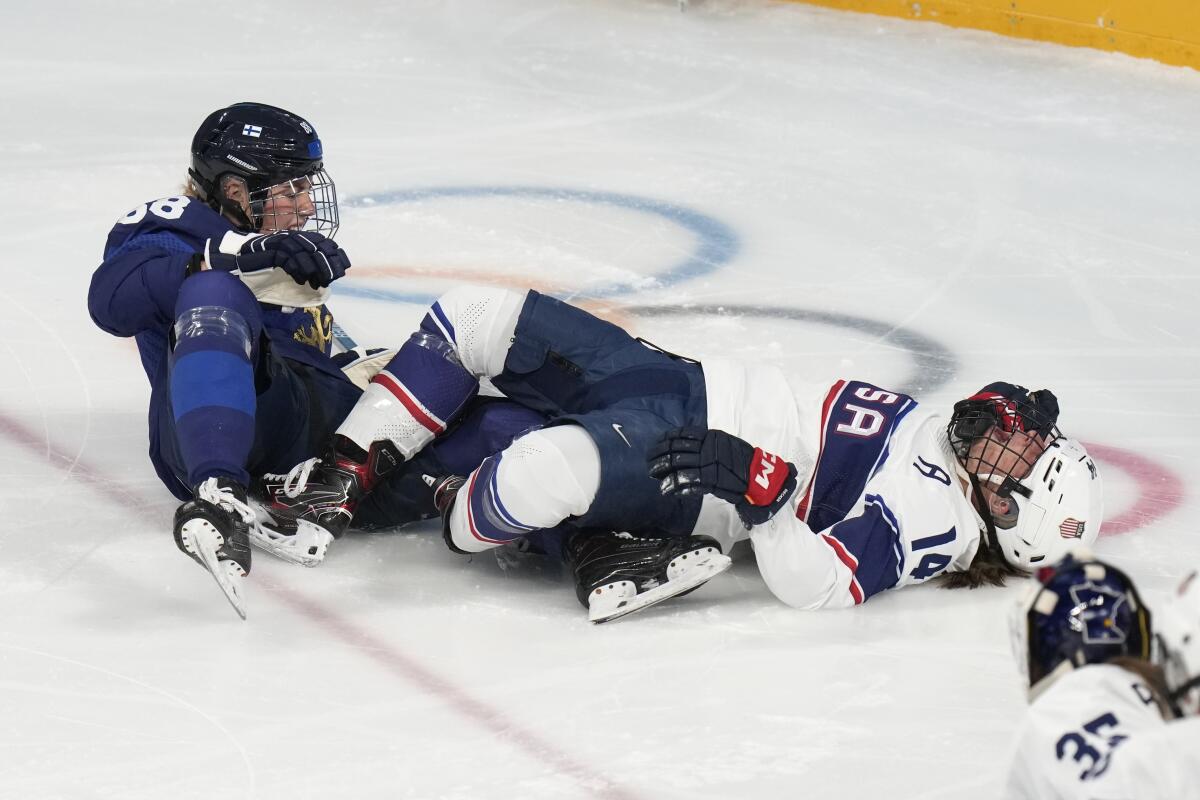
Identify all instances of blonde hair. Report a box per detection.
[182,173,253,226]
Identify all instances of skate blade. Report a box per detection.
[588,553,732,624]
[183,521,248,620]
[249,518,332,568]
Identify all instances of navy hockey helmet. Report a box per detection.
[1011,553,1152,695]
[189,102,338,236]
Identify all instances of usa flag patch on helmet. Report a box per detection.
[1059,518,1086,539]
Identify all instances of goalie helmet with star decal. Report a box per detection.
[1012,552,1152,695]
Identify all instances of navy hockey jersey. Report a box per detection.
[88,195,346,496]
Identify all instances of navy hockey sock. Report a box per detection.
[336,303,479,456]
[170,271,262,488]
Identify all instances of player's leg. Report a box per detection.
[256,387,547,540]
[438,408,730,622]
[169,270,263,491]
[438,406,705,553]
[255,285,525,537]
[333,283,681,462]
[441,423,601,553]
[556,408,730,622]
[262,284,592,535]
[352,398,548,530]
[164,271,364,607]
[166,270,265,617]
[266,283,703,542]
[242,357,363,566]
[335,285,526,459]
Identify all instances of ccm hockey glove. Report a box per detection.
[204,230,350,289]
[648,427,798,528]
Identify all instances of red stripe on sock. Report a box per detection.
[373,372,444,434]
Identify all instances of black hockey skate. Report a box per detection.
[254,436,402,565]
[568,531,732,623]
[174,476,255,620]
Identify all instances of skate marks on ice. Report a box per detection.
[0,642,256,800]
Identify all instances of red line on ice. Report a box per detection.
[0,411,640,800]
[269,584,640,800]
[1082,441,1186,537]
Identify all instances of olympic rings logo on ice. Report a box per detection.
[336,185,740,304]
[329,184,1183,538]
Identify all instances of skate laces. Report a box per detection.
[197,477,257,524]
[264,457,322,499]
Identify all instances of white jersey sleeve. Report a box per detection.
[697,358,812,554]
[740,379,980,609]
[1004,664,1196,800]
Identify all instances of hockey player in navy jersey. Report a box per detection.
[88,105,542,618]
[1006,555,1200,799]
[260,285,1103,621]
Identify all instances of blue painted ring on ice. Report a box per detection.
[336,185,741,304]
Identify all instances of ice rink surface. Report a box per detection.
[2,1,1198,797]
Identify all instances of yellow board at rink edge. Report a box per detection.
[786,0,1200,70]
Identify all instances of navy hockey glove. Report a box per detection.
[205,231,350,289]
[648,427,798,528]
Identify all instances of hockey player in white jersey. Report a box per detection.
[1006,555,1200,799]
[655,372,1101,610]
[260,285,1103,620]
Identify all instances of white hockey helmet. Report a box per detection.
[991,438,1104,571]
[946,383,1102,571]
[1156,567,1200,716]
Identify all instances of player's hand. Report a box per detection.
[205,231,351,289]
[648,427,798,527]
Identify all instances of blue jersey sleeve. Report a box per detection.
[89,196,234,337]
[819,494,905,603]
[88,234,193,336]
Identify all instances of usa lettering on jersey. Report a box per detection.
[795,380,916,532]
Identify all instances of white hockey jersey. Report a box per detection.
[1006,664,1200,800]
[701,360,982,610]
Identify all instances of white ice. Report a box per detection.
[2,1,1198,798]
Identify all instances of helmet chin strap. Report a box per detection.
[967,472,1007,564]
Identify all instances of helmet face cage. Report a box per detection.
[247,168,339,237]
[189,102,339,237]
[948,385,1062,530]
[1023,555,1152,689]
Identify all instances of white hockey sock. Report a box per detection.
[447,425,601,553]
[335,377,443,458]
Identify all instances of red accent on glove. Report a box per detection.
[744,447,788,507]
